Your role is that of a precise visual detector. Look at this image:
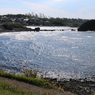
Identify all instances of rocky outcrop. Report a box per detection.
[34,27,40,32]
[78,20,95,31]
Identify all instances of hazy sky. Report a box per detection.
[0,0,95,19]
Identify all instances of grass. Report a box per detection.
[0,81,57,95]
[0,81,34,95]
[0,68,55,89]
[23,69,38,78]
[0,68,65,95]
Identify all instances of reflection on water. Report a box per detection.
[0,26,95,79]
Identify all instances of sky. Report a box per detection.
[0,0,95,19]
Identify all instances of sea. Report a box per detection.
[0,26,95,80]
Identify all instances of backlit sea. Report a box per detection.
[0,26,95,79]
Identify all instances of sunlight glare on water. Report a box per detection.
[0,26,95,79]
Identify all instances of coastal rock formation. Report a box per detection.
[34,27,40,32]
[78,20,95,31]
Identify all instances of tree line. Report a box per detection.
[0,13,89,27]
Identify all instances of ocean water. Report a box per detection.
[0,26,95,79]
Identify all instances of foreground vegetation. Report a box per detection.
[0,81,62,95]
[0,81,33,95]
[0,68,66,95]
[0,68,55,89]
[0,68,95,95]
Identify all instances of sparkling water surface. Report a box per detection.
[0,26,95,79]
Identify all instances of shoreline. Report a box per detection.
[1,68,95,95]
[0,27,77,33]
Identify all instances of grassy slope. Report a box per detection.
[0,81,33,95]
[0,68,55,89]
[0,68,77,95]
[0,77,75,95]
[0,68,52,95]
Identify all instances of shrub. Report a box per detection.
[23,69,38,78]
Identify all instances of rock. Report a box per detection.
[34,27,40,32]
[78,20,95,31]
[71,29,75,31]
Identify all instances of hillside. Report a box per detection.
[0,13,88,27]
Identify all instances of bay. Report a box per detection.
[0,26,95,79]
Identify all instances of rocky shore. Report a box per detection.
[0,28,77,33]
[44,78,95,95]
[0,23,77,33]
